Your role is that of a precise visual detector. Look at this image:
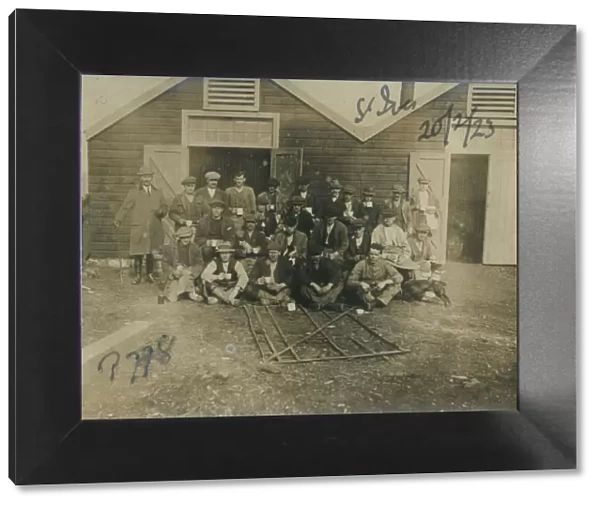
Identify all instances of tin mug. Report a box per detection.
[236,208,243,216]
[158,294,165,305]
[225,273,232,280]
[305,207,312,214]
[287,302,296,312]
[252,247,260,254]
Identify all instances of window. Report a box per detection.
[467,84,517,124]
[203,78,260,111]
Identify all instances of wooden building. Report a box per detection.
[85,77,517,265]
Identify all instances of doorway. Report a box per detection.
[189,147,272,193]
[446,155,489,263]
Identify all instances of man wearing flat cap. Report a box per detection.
[310,204,349,264]
[357,185,381,229]
[201,241,248,306]
[272,212,308,264]
[246,241,295,307]
[169,176,202,235]
[195,198,236,263]
[225,171,257,234]
[346,243,404,311]
[195,170,227,217]
[114,166,169,284]
[383,183,413,234]
[162,226,204,303]
[256,194,279,238]
[291,175,317,214]
[284,194,315,238]
[408,223,440,279]
[296,243,344,310]
[257,177,285,217]
[234,213,268,275]
[339,185,361,225]
[344,218,372,273]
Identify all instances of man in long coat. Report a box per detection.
[114,166,168,284]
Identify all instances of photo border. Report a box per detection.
[9,9,576,484]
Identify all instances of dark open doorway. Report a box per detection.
[446,155,489,263]
[189,147,272,193]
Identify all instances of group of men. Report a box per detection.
[114,166,441,311]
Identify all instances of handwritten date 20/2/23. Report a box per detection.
[418,104,495,148]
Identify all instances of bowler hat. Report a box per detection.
[329,179,343,190]
[204,171,221,181]
[267,177,280,188]
[209,199,226,208]
[323,205,341,218]
[136,166,154,176]
[283,213,298,227]
[176,226,193,239]
[217,241,235,253]
[181,176,196,185]
[392,183,406,194]
[297,175,311,185]
[362,185,375,196]
[308,243,324,256]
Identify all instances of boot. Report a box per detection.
[131,256,142,285]
[145,254,155,284]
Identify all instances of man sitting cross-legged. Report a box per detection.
[296,243,344,310]
[162,226,204,303]
[201,241,248,307]
[246,241,294,306]
[345,243,403,311]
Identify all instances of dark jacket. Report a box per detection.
[169,192,203,229]
[194,186,228,217]
[298,257,342,287]
[383,198,412,232]
[234,230,268,258]
[290,189,317,211]
[315,196,345,218]
[345,232,372,264]
[272,230,308,260]
[256,211,279,238]
[250,256,295,286]
[195,215,236,246]
[283,209,315,238]
[162,242,204,278]
[311,220,349,255]
[357,201,381,229]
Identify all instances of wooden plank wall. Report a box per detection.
[88,78,468,257]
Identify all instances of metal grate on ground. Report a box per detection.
[243,305,410,364]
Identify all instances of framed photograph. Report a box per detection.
[9,9,576,484]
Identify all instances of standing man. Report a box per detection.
[291,175,317,214]
[201,241,248,306]
[169,176,202,233]
[246,241,295,307]
[296,243,344,310]
[357,185,381,229]
[195,171,227,217]
[345,243,403,311]
[310,204,349,265]
[383,183,413,234]
[410,176,440,231]
[114,166,168,284]
[225,171,257,235]
[162,226,203,302]
[257,177,284,216]
[195,199,236,263]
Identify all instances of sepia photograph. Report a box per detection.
[80,76,517,419]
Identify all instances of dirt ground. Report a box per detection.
[81,262,517,419]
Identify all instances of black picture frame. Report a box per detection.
[9,9,577,484]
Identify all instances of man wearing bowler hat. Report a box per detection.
[195,170,227,217]
[201,241,249,306]
[169,176,202,233]
[383,183,413,234]
[344,218,372,273]
[195,198,236,263]
[357,185,381,229]
[246,241,295,307]
[272,213,308,263]
[114,165,169,284]
[310,204,349,264]
[284,194,315,238]
[162,226,203,303]
[291,175,317,214]
[315,178,344,218]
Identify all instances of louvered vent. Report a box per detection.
[468,84,517,122]
[203,78,260,111]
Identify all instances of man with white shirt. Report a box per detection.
[195,171,227,217]
[201,241,248,306]
[246,242,294,306]
[340,185,361,225]
[114,166,168,284]
[410,177,440,231]
[371,208,412,266]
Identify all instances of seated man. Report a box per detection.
[235,214,268,275]
[162,226,204,303]
[246,241,294,306]
[201,241,248,306]
[256,194,279,238]
[408,223,440,279]
[343,218,372,273]
[195,199,236,263]
[357,185,381,229]
[272,213,308,264]
[310,204,349,266]
[346,243,403,310]
[291,175,316,214]
[340,185,361,225]
[284,195,315,239]
[296,243,344,310]
[371,208,413,267]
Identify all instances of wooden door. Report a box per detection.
[143,144,184,244]
[409,152,450,263]
[271,148,303,202]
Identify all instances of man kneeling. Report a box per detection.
[247,241,294,306]
[346,243,403,311]
[296,243,343,310]
[162,226,203,302]
[201,241,248,306]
